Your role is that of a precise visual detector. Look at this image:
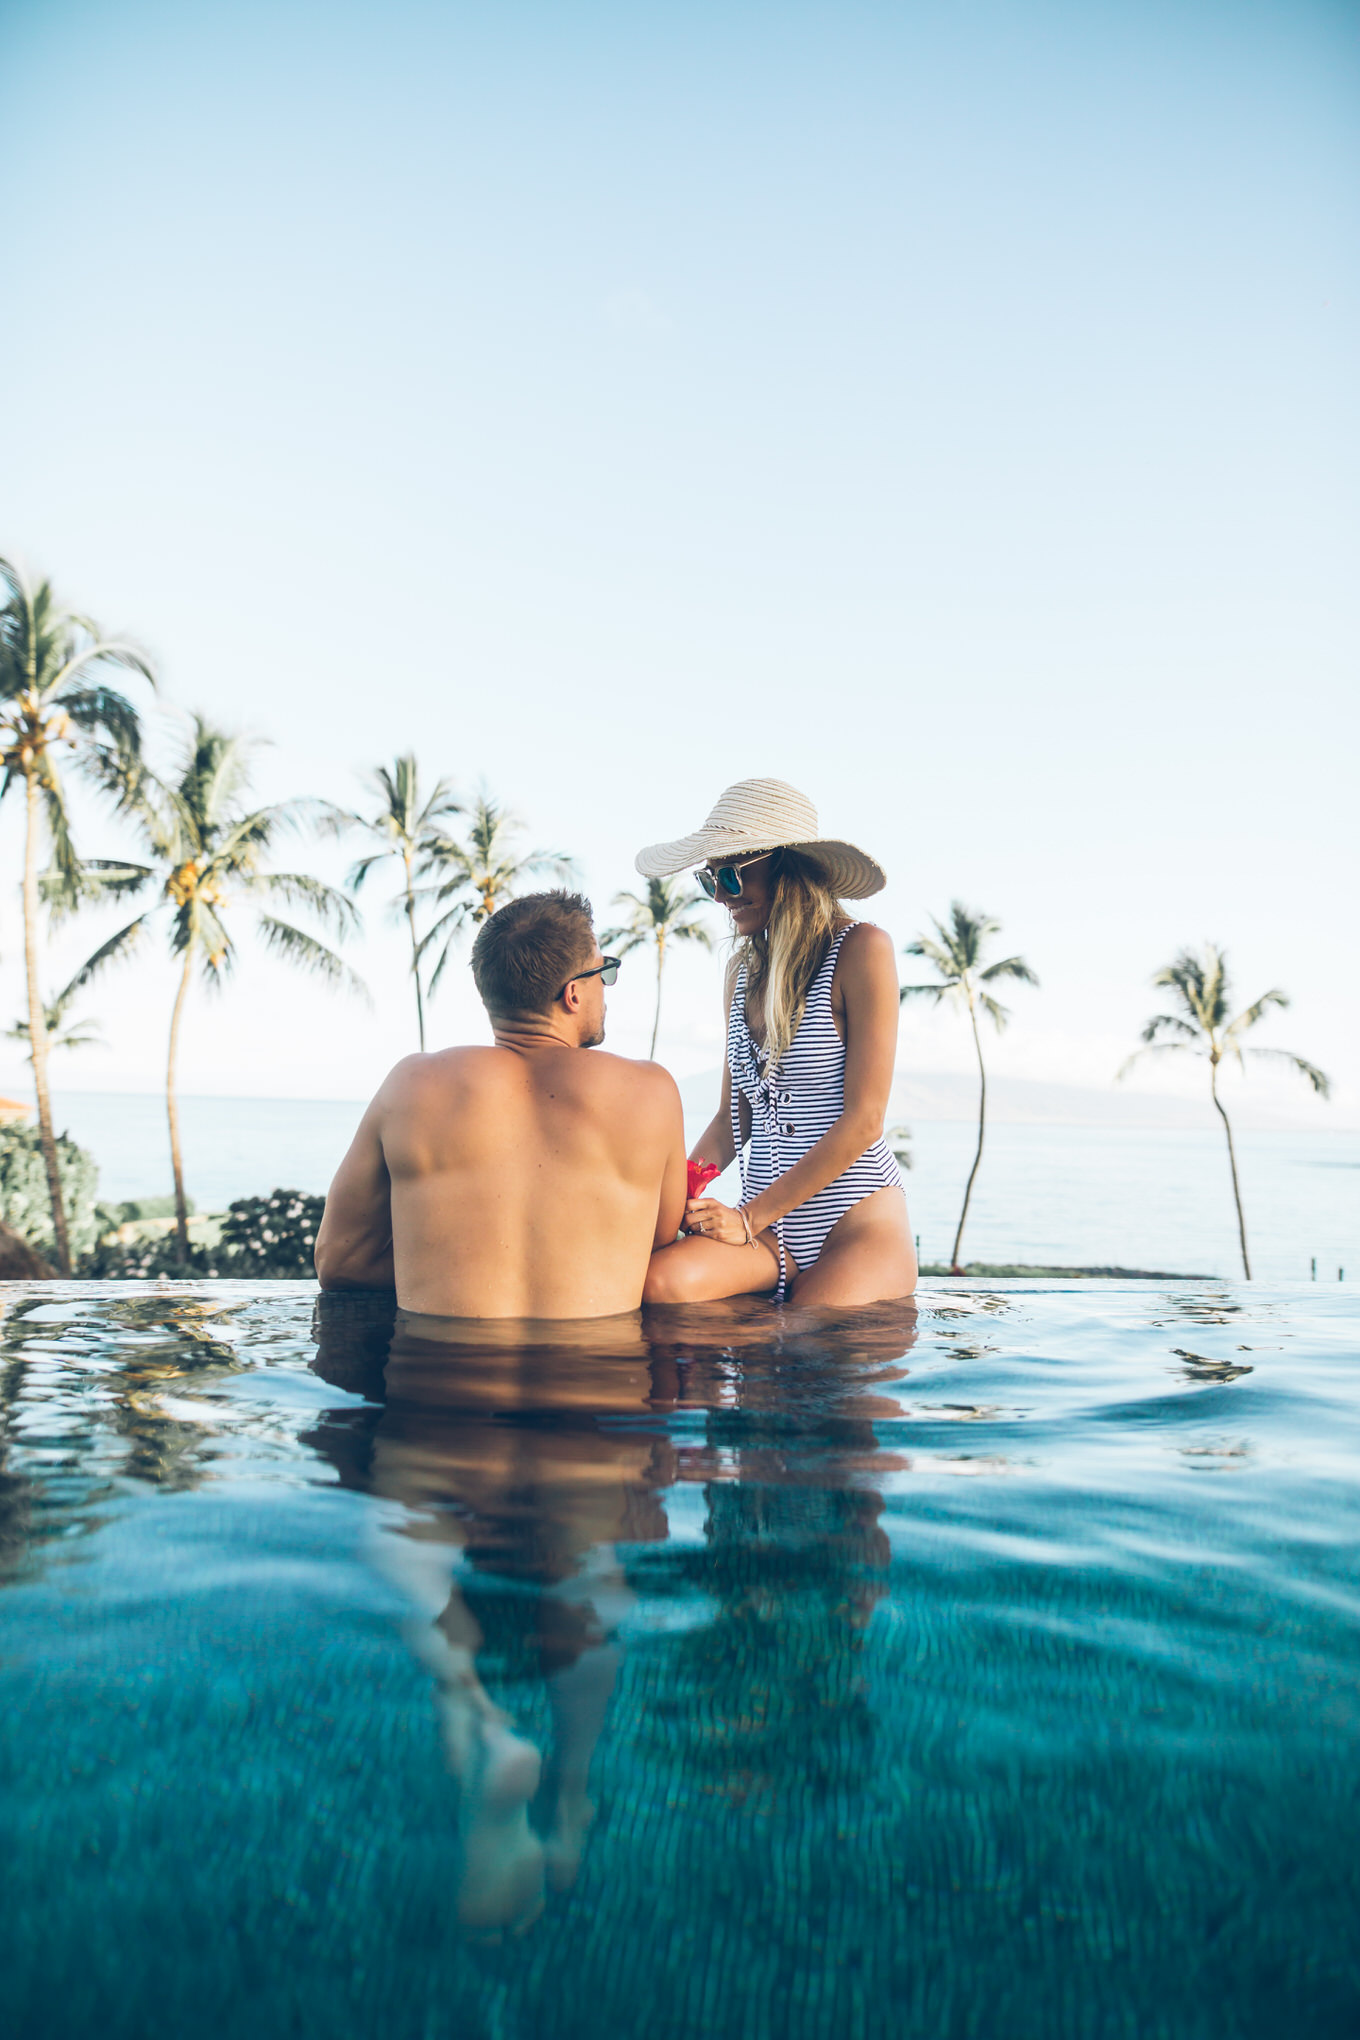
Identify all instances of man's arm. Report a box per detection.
[315,1093,395,1290]
[652,1072,690,1249]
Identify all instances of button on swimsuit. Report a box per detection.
[728,926,905,1301]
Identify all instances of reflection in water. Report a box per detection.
[310,1294,918,1936]
[1172,1346,1254,1383]
[0,1292,248,1571]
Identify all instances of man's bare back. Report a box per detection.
[315,894,688,1318]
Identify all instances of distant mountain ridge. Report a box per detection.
[678,1067,1353,1133]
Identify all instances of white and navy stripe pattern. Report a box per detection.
[728,926,905,1299]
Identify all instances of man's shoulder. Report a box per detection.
[581,1050,682,1105]
[379,1046,503,1099]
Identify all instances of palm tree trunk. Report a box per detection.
[167,943,195,1265]
[950,997,987,1273]
[23,766,71,1274]
[404,853,425,1052]
[1211,1059,1251,1280]
[649,930,665,1059]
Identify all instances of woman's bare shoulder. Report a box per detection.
[834,921,898,981]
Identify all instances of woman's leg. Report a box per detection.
[787,1188,917,1308]
[643,1227,786,1305]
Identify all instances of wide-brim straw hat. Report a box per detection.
[635,778,885,900]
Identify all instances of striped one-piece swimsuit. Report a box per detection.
[728,926,905,1299]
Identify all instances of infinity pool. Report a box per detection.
[1,1281,1357,2039]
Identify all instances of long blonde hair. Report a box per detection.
[737,849,849,1069]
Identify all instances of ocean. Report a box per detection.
[45,1089,1360,1284]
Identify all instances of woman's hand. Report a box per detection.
[683,1197,754,1247]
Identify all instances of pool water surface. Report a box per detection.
[1,1281,1357,2039]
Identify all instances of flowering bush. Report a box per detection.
[80,1187,323,1279]
[0,1123,100,1261]
[82,1231,226,1279]
[218,1189,325,1276]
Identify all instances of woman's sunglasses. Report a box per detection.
[558,956,621,997]
[695,852,776,900]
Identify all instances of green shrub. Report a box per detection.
[82,1232,227,1279]
[218,1189,324,1277]
[0,1122,100,1261]
[95,1193,195,1231]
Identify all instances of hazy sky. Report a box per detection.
[2,0,1356,1121]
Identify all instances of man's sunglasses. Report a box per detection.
[695,852,777,900]
[558,956,621,998]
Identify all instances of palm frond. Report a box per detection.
[62,913,155,995]
[187,902,235,982]
[416,786,578,924]
[903,932,960,982]
[40,856,154,922]
[598,924,652,957]
[1152,944,1231,1034]
[61,683,145,757]
[1229,988,1289,1035]
[342,851,391,893]
[1116,1041,1201,1081]
[208,805,287,871]
[980,954,1039,986]
[313,801,366,843]
[418,900,476,994]
[244,870,361,939]
[6,1005,105,1055]
[79,740,150,817]
[605,875,715,951]
[112,762,182,859]
[0,553,29,616]
[898,982,949,1005]
[48,640,155,704]
[979,993,1010,1031]
[178,719,260,833]
[1244,1047,1331,1097]
[1140,1012,1200,1045]
[255,917,371,1003]
[36,757,82,902]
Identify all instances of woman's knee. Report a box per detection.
[643,1249,692,1306]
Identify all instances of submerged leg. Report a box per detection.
[377,1527,546,1937]
[534,1550,633,1890]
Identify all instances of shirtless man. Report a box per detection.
[315,890,688,1318]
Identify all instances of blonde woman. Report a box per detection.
[640,780,916,1309]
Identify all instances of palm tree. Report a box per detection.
[900,903,1037,1274]
[66,716,365,1264]
[602,876,713,1057]
[1119,943,1329,1279]
[416,788,577,996]
[0,556,153,1271]
[7,980,105,1062]
[320,754,460,1050]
